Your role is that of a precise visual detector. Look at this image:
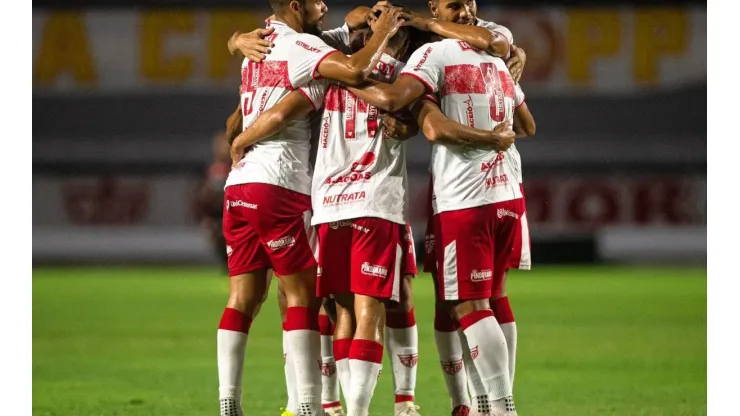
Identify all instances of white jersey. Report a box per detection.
[225,21,338,195]
[301,53,409,226]
[400,39,523,214]
[476,18,514,46]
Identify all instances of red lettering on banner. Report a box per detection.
[64,178,150,225]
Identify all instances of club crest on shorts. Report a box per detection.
[441,359,464,375]
[398,353,419,368]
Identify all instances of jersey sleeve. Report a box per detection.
[298,78,330,111]
[477,20,514,45]
[514,83,525,108]
[398,42,447,95]
[290,34,341,89]
[321,24,352,53]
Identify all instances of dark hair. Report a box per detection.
[269,0,305,14]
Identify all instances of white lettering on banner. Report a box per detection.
[470,269,493,282]
[32,9,705,94]
[361,262,388,278]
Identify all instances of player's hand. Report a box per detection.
[228,27,275,63]
[373,7,405,38]
[507,45,527,84]
[382,111,419,141]
[403,16,432,31]
[230,143,246,168]
[491,121,515,151]
[366,2,393,27]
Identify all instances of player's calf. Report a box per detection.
[218,269,271,416]
[319,305,342,413]
[347,294,386,416]
[385,275,420,415]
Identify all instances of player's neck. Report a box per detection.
[273,15,303,34]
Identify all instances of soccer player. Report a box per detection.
[216,1,405,415]
[345,26,525,415]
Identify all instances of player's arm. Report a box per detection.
[225,101,243,145]
[229,92,315,166]
[412,99,515,151]
[347,75,427,113]
[512,84,535,137]
[406,17,509,58]
[315,7,405,86]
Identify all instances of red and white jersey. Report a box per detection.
[301,53,410,226]
[509,84,527,184]
[225,21,339,195]
[400,39,523,214]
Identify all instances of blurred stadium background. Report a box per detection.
[32,0,707,415]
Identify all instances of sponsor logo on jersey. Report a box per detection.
[321,116,331,148]
[470,269,493,282]
[267,236,296,250]
[329,221,370,233]
[463,95,475,127]
[414,47,433,71]
[322,191,366,205]
[375,61,397,80]
[480,153,505,172]
[497,208,520,220]
[485,174,509,188]
[227,200,258,210]
[351,152,376,172]
[361,262,388,278]
[296,40,322,53]
[324,171,372,184]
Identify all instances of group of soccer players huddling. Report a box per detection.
[215,1,536,415]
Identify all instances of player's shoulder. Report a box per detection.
[292,32,332,51]
[476,18,514,44]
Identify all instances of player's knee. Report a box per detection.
[449,299,491,322]
[321,297,338,324]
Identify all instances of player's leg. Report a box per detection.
[346,218,404,416]
[385,223,420,414]
[385,275,419,415]
[249,184,323,415]
[319,299,343,414]
[435,208,512,415]
[218,186,272,416]
[317,223,354,414]
[278,279,300,416]
[492,274,516,387]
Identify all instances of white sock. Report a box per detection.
[285,307,322,415]
[321,334,341,409]
[346,340,384,416]
[333,339,352,401]
[500,322,517,387]
[217,308,252,416]
[434,329,470,409]
[284,330,299,413]
[460,310,512,413]
[385,317,418,404]
[459,329,485,410]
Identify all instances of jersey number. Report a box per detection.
[479,63,515,123]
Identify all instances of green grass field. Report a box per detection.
[32,266,707,416]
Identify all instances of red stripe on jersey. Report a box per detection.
[442,64,486,97]
[499,70,515,100]
[324,84,345,112]
[257,61,292,90]
[367,105,379,137]
[344,90,358,139]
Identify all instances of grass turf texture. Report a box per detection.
[33,266,706,416]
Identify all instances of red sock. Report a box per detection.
[493,297,515,324]
[218,307,252,333]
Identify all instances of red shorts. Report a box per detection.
[433,199,525,301]
[425,184,532,275]
[316,218,405,302]
[402,223,418,277]
[222,183,317,277]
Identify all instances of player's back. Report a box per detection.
[226,21,338,195]
[303,53,410,226]
[401,38,522,214]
